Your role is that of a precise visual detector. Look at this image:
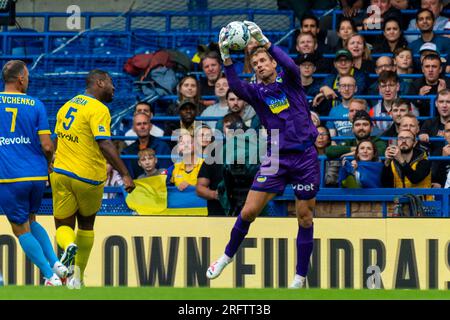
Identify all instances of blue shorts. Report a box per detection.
[0,181,46,224]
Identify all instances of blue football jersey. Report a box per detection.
[0,92,51,182]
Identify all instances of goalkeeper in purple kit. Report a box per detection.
[206,21,320,288]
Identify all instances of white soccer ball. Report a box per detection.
[225,21,251,51]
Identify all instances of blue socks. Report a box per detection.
[18,232,54,279]
[296,224,314,277]
[225,214,251,258]
[30,221,59,267]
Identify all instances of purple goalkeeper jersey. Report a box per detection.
[224,45,318,153]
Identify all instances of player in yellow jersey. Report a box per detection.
[51,69,135,289]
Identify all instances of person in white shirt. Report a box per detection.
[125,101,163,146]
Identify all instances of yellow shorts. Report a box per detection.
[50,172,104,219]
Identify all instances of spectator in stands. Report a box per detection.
[299,12,329,54]
[124,102,164,146]
[296,53,321,96]
[368,55,410,97]
[370,71,403,131]
[200,76,230,129]
[164,99,200,147]
[315,49,368,115]
[415,42,450,74]
[381,98,413,137]
[215,90,260,133]
[348,98,369,122]
[394,47,414,76]
[295,32,317,56]
[406,0,448,43]
[326,110,387,159]
[323,75,358,137]
[327,17,358,53]
[199,51,222,97]
[315,125,340,186]
[196,134,225,215]
[432,120,450,188]
[391,0,412,10]
[104,154,124,200]
[339,139,383,188]
[382,129,431,188]
[195,124,214,158]
[407,53,450,116]
[122,112,172,178]
[167,133,205,191]
[418,88,450,161]
[398,111,432,152]
[372,17,409,54]
[363,0,404,30]
[137,148,167,179]
[346,33,375,73]
[167,75,204,115]
[409,9,450,56]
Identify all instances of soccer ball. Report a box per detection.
[225,21,251,51]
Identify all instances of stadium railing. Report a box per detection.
[34,186,449,217]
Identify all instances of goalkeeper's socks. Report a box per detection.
[56,225,76,250]
[296,223,314,277]
[30,221,58,266]
[18,232,54,279]
[225,213,251,258]
[75,229,95,281]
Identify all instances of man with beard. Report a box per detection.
[215,90,260,133]
[382,129,431,188]
[52,69,135,288]
[326,110,387,160]
[163,99,200,148]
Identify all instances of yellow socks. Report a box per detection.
[56,226,76,250]
[74,229,94,281]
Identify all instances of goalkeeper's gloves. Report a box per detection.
[243,20,269,46]
[218,27,231,61]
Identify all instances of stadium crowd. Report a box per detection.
[113,0,450,216]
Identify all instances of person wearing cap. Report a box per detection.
[407,53,450,116]
[409,8,450,57]
[406,0,448,43]
[296,53,321,97]
[325,110,387,160]
[122,112,172,178]
[163,98,200,148]
[315,49,368,115]
[415,42,450,73]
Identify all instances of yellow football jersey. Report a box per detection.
[53,94,111,184]
[169,158,205,187]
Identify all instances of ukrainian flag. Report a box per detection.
[125,176,207,216]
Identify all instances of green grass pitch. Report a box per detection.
[0,287,449,300]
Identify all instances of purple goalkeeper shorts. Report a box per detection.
[251,145,320,200]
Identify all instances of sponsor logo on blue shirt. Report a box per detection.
[0,136,31,146]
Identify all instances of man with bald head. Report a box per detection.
[123,111,171,178]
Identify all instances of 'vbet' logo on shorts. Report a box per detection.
[256,175,267,183]
[292,183,315,191]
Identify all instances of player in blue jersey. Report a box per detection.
[206,22,320,288]
[0,60,68,286]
